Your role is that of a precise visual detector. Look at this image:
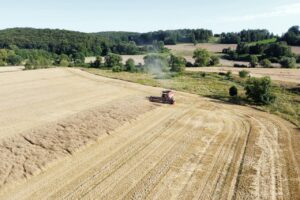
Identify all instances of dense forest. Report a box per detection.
[0,26,299,68]
[220,29,275,44]
[95,29,213,45]
[92,31,139,42]
[0,28,213,57]
[0,28,106,56]
[281,26,300,46]
[222,41,299,68]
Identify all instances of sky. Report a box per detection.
[1,0,299,35]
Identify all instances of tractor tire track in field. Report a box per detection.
[0,68,299,199]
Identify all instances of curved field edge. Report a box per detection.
[1,86,299,199]
[83,68,300,127]
[0,68,162,189]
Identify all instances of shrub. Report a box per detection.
[264,42,293,58]
[72,52,85,64]
[73,59,83,66]
[55,54,70,67]
[249,55,258,67]
[244,76,276,104]
[24,57,52,69]
[193,49,221,67]
[239,70,250,78]
[24,62,33,70]
[169,54,186,72]
[260,59,272,68]
[228,51,239,60]
[186,62,194,67]
[59,59,69,67]
[105,53,122,68]
[0,60,6,66]
[225,71,232,79]
[193,48,210,66]
[90,56,102,68]
[125,58,137,72]
[268,57,279,63]
[7,54,23,65]
[112,65,123,72]
[279,57,296,68]
[209,55,220,66]
[296,55,300,63]
[234,63,248,68]
[229,86,238,97]
[37,57,52,67]
[222,47,231,54]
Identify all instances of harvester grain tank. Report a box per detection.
[149,90,175,105]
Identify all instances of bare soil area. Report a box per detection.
[187,67,300,84]
[291,46,300,55]
[0,68,299,199]
[85,55,145,65]
[167,43,300,55]
[166,43,237,56]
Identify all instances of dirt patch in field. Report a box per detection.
[166,43,237,56]
[167,43,300,55]
[120,55,145,64]
[291,46,300,55]
[85,55,145,65]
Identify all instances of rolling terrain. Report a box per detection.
[85,43,300,70]
[0,68,299,199]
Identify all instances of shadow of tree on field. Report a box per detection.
[203,94,248,106]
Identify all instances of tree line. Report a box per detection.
[95,29,213,45]
[0,27,299,69]
[281,26,300,46]
[222,41,299,68]
[220,29,275,44]
[0,28,151,57]
[220,26,300,46]
[89,47,221,74]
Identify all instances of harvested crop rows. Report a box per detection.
[0,68,299,199]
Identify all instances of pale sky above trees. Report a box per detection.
[1,0,299,34]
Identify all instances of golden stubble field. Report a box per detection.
[0,68,299,199]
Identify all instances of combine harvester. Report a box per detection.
[149,90,175,105]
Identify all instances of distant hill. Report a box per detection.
[95,29,214,45]
[219,29,276,44]
[93,31,139,42]
[0,28,214,55]
[0,27,299,58]
[0,28,108,56]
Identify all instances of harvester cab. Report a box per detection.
[149,90,175,105]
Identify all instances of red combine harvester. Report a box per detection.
[149,90,175,105]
